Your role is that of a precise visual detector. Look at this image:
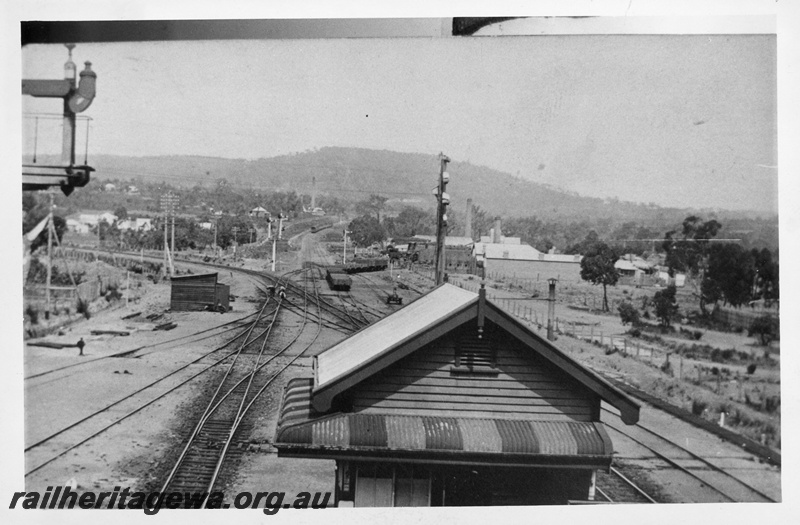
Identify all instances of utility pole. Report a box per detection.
[433,153,451,285]
[170,194,179,258]
[160,192,177,277]
[232,226,239,256]
[278,213,285,240]
[45,192,54,319]
[212,216,218,256]
[342,230,351,264]
[271,237,277,272]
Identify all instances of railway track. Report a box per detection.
[600,406,778,503]
[158,269,324,503]
[24,286,279,477]
[595,466,658,504]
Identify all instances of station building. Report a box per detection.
[273,283,639,507]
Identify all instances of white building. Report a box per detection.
[77,212,117,227]
[117,218,153,232]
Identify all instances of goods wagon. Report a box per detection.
[326,270,352,291]
[342,257,389,274]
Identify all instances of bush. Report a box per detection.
[691,399,708,416]
[25,304,39,325]
[628,328,641,338]
[764,396,780,414]
[76,298,91,319]
[747,363,757,375]
[618,301,640,326]
[105,284,122,302]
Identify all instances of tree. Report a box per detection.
[348,214,385,247]
[469,204,495,240]
[566,230,600,255]
[579,242,619,312]
[216,215,254,249]
[662,216,721,312]
[752,248,779,305]
[114,205,129,221]
[653,285,679,329]
[749,314,777,346]
[355,194,388,223]
[384,206,434,238]
[702,243,755,308]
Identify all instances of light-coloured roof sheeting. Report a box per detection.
[479,236,522,244]
[481,243,542,260]
[542,253,582,263]
[615,259,638,271]
[315,284,477,388]
[412,235,474,247]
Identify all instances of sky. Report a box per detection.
[19,24,777,213]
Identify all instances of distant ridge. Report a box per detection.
[52,147,774,222]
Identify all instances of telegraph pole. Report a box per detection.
[271,236,277,272]
[433,153,451,285]
[212,217,219,256]
[232,226,239,257]
[171,194,179,258]
[342,230,351,264]
[160,192,177,277]
[45,193,54,318]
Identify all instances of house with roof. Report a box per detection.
[65,217,90,234]
[117,218,153,232]
[472,242,583,282]
[409,236,477,273]
[78,212,117,227]
[249,206,270,218]
[273,283,639,507]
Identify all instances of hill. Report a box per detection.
[31,147,775,230]
[80,147,766,223]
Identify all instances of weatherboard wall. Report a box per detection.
[170,273,220,311]
[346,321,600,422]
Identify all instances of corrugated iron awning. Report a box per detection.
[275,379,613,468]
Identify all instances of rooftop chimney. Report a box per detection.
[493,217,502,244]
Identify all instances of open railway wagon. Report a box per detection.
[310,222,334,233]
[326,269,352,291]
[342,257,389,274]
